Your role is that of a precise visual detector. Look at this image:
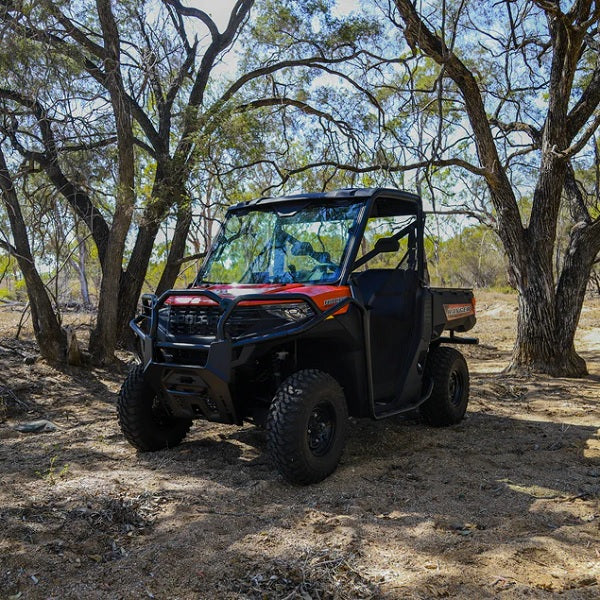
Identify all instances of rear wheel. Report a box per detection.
[117,365,192,451]
[267,369,348,485]
[421,346,469,426]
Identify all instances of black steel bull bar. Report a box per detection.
[129,288,355,424]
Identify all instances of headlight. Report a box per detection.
[265,302,314,322]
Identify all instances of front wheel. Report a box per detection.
[117,365,192,451]
[267,369,348,485]
[420,346,470,426]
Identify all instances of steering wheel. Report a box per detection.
[305,262,338,280]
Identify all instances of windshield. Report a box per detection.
[198,201,365,284]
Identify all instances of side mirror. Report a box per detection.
[374,237,400,253]
[352,237,400,271]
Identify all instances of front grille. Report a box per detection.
[167,306,221,336]
[165,305,306,339]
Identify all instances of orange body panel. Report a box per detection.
[165,283,352,314]
[443,302,475,320]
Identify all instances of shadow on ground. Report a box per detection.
[2,365,599,599]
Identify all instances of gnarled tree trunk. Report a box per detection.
[89,0,136,364]
[393,0,600,377]
[0,147,66,362]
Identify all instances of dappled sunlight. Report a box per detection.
[1,291,600,597]
[583,429,600,459]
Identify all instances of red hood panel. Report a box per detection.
[165,283,351,312]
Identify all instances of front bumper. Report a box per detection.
[143,340,237,423]
[131,288,354,424]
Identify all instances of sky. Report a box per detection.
[202,0,359,31]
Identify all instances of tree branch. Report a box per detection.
[236,97,355,136]
[254,157,489,195]
[564,161,593,224]
[161,0,221,40]
[175,0,254,160]
[0,87,111,264]
[0,5,166,155]
[176,251,206,265]
[567,53,600,140]
[489,118,542,145]
[39,0,107,58]
[392,0,524,258]
[0,236,17,257]
[559,109,600,157]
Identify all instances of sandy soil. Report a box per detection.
[0,291,599,599]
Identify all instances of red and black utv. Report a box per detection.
[118,188,477,484]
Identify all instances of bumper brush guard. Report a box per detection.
[130,289,354,424]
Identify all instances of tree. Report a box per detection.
[384,0,600,376]
[0,0,379,362]
[235,0,600,376]
[88,0,137,362]
[0,145,66,360]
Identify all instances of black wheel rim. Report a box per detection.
[448,369,464,407]
[307,402,336,457]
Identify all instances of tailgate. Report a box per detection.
[430,287,476,336]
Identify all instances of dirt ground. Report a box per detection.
[0,291,599,600]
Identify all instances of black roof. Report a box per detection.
[229,187,421,211]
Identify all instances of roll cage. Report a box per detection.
[194,187,425,287]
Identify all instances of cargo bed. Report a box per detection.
[429,287,476,338]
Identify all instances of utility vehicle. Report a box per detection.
[118,188,477,484]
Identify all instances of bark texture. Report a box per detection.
[393,0,600,376]
[0,147,66,362]
[90,0,136,364]
[156,201,193,295]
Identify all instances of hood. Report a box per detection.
[164,282,351,312]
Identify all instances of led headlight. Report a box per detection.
[265,302,314,322]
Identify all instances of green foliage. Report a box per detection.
[36,455,69,486]
[12,279,28,302]
[0,287,13,301]
[249,0,381,52]
[143,259,166,292]
[427,225,508,289]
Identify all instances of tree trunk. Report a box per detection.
[90,0,136,364]
[0,147,66,362]
[509,281,585,377]
[156,201,193,295]
[78,239,91,307]
[553,221,600,373]
[115,169,187,346]
[69,238,91,308]
[115,202,166,347]
[507,217,600,377]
